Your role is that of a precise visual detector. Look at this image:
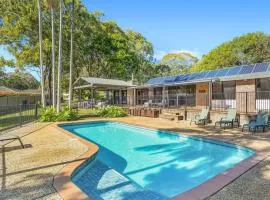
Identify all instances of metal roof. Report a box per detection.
[145,62,270,87]
[73,77,135,90]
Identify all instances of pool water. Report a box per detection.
[62,121,254,198]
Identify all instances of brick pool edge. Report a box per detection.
[53,121,268,200]
[53,123,99,200]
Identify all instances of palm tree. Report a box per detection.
[37,0,46,108]
[68,0,74,109]
[44,0,57,108]
[57,0,63,113]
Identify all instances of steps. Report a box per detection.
[159,109,184,121]
[72,159,166,200]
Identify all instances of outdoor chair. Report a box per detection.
[215,108,239,129]
[190,108,209,125]
[0,134,24,148]
[242,111,269,133]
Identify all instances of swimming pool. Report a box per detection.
[62,121,255,198]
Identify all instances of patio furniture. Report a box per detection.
[242,111,269,133]
[0,134,24,148]
[190,108,209,125]
[215,108,239,128]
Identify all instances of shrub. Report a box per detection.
[56,107,79,121]
[39,106,79,122]
[98,106,127,118]
[39,107,58,122]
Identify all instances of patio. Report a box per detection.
[1,117,270,200]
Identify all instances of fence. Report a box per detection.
[128,91,270,113]
[0,95,41,106]
[0,104,39,131]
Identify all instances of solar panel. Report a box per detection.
[164,76,177,83]
[253,63,269,73]
[226,66,241,76]
[175,74,190,82]
[147,77,165,84]
[196,71,209,79]
[215,68,230,77]
[239,65,254,74]
[187,72,201,81]
[205,70,218,78]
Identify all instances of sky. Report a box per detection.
[82,0,270,59]
[1,0,270,79]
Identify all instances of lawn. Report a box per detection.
[0,106,38,131]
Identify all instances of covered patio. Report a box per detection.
[73,77,135,108]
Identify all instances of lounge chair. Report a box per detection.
[215,108,239,128]
[0,134,24,148]
[190,108,209,125]
[242,111,269,133]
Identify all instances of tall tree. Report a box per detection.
[44,0,57,107]
[68,0,74,109]
[57,0,63,113]
[191,32,270,72]
[37,0,46,107]
[161,52,198,75]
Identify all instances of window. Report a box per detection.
[256,78,270,99]
[212,81,236,99]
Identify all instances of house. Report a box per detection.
[127,62,270,123]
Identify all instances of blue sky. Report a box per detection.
[82,0,270,59]
[1,0,270,79]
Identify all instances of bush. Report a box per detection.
[39,107,58,122]
[98,106,127,118]
[39,106,79,122]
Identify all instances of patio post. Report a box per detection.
[119,89,122,105]
[91,89,94,109]
[208,81,212,109]
[162,86,165,108]
[133,89,136,106]
[79,89,82,102]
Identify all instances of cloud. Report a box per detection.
[154,49,202,61]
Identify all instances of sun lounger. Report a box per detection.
[0,134,24,148]
[190,108,209,125]
[215,108,239,128]
[242,111,269,133]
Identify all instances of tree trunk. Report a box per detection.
[37,0,46,108]
[51,1,56,108]
[68,0,74,109]
[57,0,63,113]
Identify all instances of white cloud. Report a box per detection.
[154,49,202,61]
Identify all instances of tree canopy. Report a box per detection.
[0,0,155,95]
[191,32,270,72]
[0,70,39,90]
[160,52,198,75]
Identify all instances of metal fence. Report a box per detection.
[0,95,41,106]
[212,91,270,113]
[128,91,270,113]
[0,104,39,131]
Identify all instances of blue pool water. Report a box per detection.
[62,121,255,198]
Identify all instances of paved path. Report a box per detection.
[0,116,270,199]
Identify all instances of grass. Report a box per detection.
[0,107,38,131]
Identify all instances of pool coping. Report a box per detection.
[53,120,268,200]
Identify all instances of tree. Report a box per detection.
[68,0,74,109]
[0,0,155,97]
[37,0,46,108]
[191,32,270,72]
[44,0,58,108]
[0,70,39,90]
[56,0,63,113]
[161,52,198,75]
